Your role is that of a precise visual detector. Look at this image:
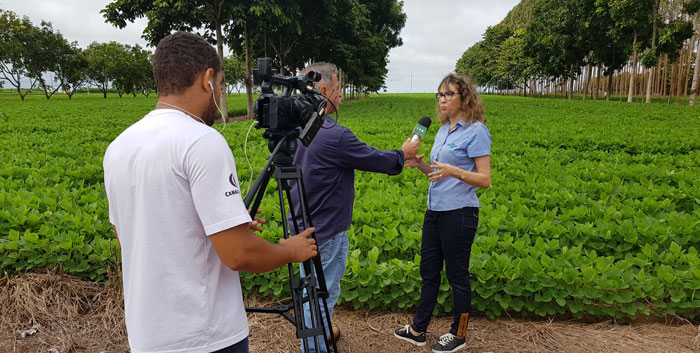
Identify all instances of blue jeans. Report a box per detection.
[412,207,478,336]
[211,337,248,353]
[299,230,349,353]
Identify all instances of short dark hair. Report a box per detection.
[152,32,221,95]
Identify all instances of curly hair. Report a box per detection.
[436,73,485,126]
[152,32,221,96]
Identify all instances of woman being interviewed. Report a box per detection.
[394,73,491,353]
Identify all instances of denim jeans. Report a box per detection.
[299,230,349,353]
[412,207,478,336]
[211,337,249,353]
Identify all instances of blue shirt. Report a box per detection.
[428,120,491,211]
[288,117,405,246]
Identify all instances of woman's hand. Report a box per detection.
[405,153,425,168]
[428,160,460,182]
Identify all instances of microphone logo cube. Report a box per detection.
[413,124,427,137]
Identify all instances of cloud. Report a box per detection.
[385,0,520,93]
[2,0,149,48]
[1,0,519,93]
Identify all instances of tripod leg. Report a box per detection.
[296,172,338,353]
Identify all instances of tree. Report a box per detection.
[524,0,594,99]
[102,0,257,119]
[589,1,633,100]
[457,23,514,90]
[110,44,152,98]
[84,41,124,98]
[57,45,89,100]
[31,21,75,100]
[496,29,533,95]
[0,9,40,100]
[642,0,662,103]
[604,0,656,103]
[223,54,245,95]
[687,0,700,105]
[131,47,155,97]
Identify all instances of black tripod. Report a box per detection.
[243,130,338,353]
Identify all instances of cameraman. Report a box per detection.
[288,62,420,353]
[103,32,317,353]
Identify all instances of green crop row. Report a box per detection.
[1,93,699,320]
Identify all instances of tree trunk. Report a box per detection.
[606,70,613,101]
[646,66,655,103]
[244,23,254,119]
[339,68,346,100]
[215,17,229,121]
[568,64,575,100]
[17,85,25,101]
[628,33,638,102]
[684,36,696,97]
[583,64,592,100]
[690,25,700,105]
[668,62,676,104]
[655,56,662,97]
[662,54,669,97]
[646,0,660,103]
[676,53,684,102]
[594,63,601,100]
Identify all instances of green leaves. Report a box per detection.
[2,93,700,320]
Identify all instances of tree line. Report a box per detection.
[457,0,700,105]
[0,9,158,100]
[101,0,406,119]
[1,1,405,118]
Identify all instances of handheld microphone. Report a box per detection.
[411,116,432,142]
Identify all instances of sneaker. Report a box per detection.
[394,325,426,346]
[432,333,466,352]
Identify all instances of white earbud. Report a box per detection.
[209,80,226,132]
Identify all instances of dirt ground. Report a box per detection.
[1,272,699,353]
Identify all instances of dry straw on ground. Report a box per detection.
[1,271,698,353]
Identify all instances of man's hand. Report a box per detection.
[280,227,318,262]
[248,209,266,232]
[401,138,420,161]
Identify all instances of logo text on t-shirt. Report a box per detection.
[225,173,240,197]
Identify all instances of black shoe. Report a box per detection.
[394,325,426,346]
[432,333,466,352]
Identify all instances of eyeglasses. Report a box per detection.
[436,91,459,101]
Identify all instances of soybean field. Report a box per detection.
[1,92,699,321]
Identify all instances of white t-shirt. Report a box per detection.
[104,109,252,353]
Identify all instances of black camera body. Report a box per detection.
[253,58,327,151]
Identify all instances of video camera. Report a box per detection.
[253,58,327,153]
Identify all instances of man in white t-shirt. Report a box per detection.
[103,31,317,353]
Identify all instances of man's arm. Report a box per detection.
[209,225,317,273]
[337,130,419,174]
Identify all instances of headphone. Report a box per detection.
[208,80,227,132]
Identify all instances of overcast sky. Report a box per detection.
[1,0,519,93]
